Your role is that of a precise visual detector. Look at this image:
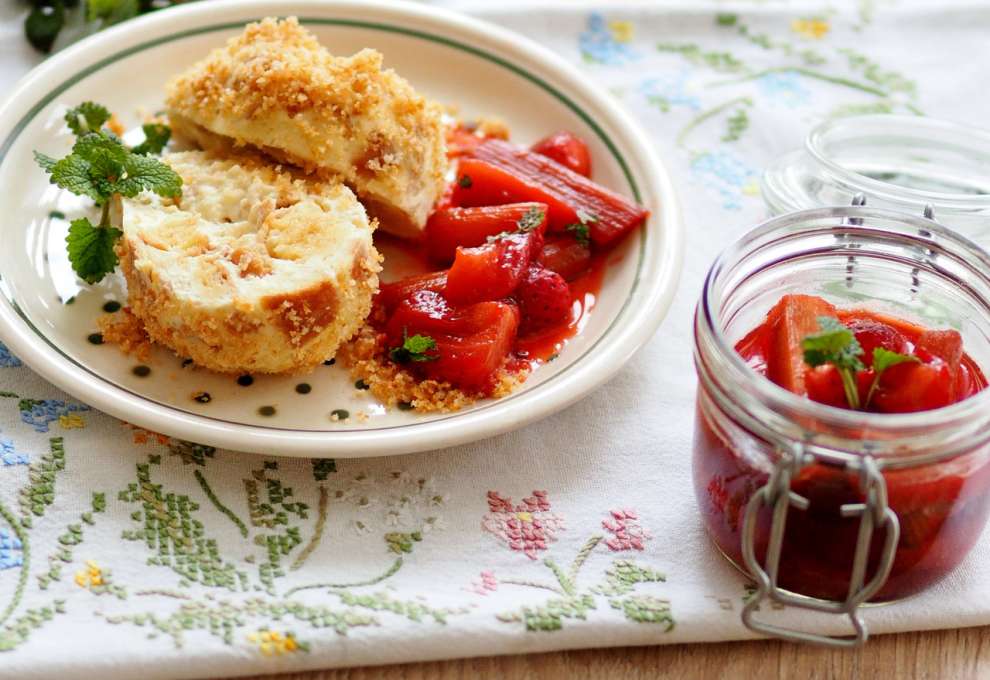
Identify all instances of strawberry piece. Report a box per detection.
[456,140,648,246]
[444,230,541,305]
[537,236,592,281]
[872,330,964,413]
[531,131,592,177]
[425,202,547,264]
[377,270,448,316]
[517,266,572,331]
[386,291,519,391]
[844,318,909,365]
[764,294,838,396]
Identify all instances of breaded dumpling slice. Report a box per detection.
[165,16,447,238]
[115,150,381,374]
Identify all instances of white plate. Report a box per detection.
[0,0,683,457]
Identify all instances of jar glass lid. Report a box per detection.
[762,115,990,238]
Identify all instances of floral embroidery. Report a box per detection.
[639,71,702,113]
[690,150,759,210]
[757,71,811,107]
[0,344,21,368]
[579,13,639,65]
[57,414,85,429]
[602,509,651,552]
[482,490,565,560]
[128,425,170,446]
[17,399,89,434]
[467,570,499,596]
[247,629,309,656]
[791,17,831,40]
[0,437,28,466]
[0,530,23,570]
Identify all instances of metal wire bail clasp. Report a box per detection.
[740,447,900,647]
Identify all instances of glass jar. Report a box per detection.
[762,116,990,242]
[693,204,990,645]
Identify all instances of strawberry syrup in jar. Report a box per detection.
[693,206,990,622]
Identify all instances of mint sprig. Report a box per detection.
[35,101,180,285]
[802,316,865,410]
[389,330,439,364]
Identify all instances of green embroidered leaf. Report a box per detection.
[610,594,675,629]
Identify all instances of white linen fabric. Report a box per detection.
[1,2,990,678]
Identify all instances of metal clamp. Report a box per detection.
[740,449,900,647]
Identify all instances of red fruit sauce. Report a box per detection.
[694,294,990,601]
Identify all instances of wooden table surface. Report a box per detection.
[236,626,990,680]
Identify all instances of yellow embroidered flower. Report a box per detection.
[608,20,634,44]
[59,413,85,429]
[247,630,304,656]
[75,560,104,588]
[515,511,533,522]
[791,17,830,40]
[742,179,761,197]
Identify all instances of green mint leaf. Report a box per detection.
[34,151,58,174]
[131,123,171,156]
[113,152,182,198]
[48,154,106,203]
[865,347,920,408]
[516,207,545,233]
[802,316,865,410]
[458,174,472,188]
[389,332,439,364]
[566,223,591,247]
[801,316,865,372]
[871,347,920,375]
[65,218,122,284]
[64,102,111,136]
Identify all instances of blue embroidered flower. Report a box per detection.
[639,71,702,112]
[579,13,640,65]
[18,399,90,433]
[0,529,23,570]
[757,71,811,108]
[0,343,22,368]
[690,149,760,210]
[0,437,28,466]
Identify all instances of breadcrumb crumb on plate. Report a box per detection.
[0,1,681,456]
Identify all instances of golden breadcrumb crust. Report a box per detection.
[337,325,526,413]
[165,16,448,237]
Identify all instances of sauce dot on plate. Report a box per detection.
[330,409,349,421]
[102,300,122,313]
[193,392,211,403]
[397,401,414,411]
[323,358,336,366]
[295,383,312,395]
[181,358,194,368]
[354,379,369,390]
[237,374,254,387]
[258,405,276,417]
[132,365,151,377]
[87,333,103,345]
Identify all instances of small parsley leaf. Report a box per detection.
[64,102,111,136]
[458,174,473,188]
[566,223,591,247]
[131,122,171,156]
[802,316,865,409]
[389,331,439,364]
[516,207,545,233]
[65,218,122,284]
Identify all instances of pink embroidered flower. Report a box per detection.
[467,570,499,596]
[602,508,651,552]
[482,490,565,560]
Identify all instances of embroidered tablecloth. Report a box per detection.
[3,2,990,678]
